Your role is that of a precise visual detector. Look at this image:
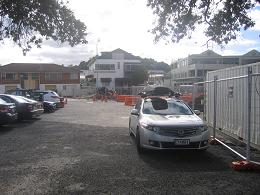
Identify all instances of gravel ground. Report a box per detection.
[0,99,260,195]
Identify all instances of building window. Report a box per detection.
[32,73,39,80]
[125,64,139,72]
[45,73,62,81]
[117,62,120,69]
[3,73,16,80]
[20,73,28,80]
[70,73,78,80]
[100,78,111,87]
[188,70,195,77]
[197,70,204,77]
[95,64,115,70]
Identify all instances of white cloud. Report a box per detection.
[225,37,257,47]
[0,39,92,65]
[249,9,260,31]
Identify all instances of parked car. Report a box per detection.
[129,96,210,153]
[28,91,57,112]
[18,96,48,114]
[42,101,57,112]
[32,90,64,108]
[0,94,44,120]
[5,88,32,98]
[0,98,18,125]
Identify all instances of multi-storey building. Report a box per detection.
[171,49,260,86]
[87,48,142,89]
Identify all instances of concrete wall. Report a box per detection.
[39,84,81,97]
[0,84,21,94]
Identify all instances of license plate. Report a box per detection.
[174,139,190,145]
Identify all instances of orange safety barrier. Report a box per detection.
[117,95,128,102]
[230,160,260,171]
[124,96,139,106]
[124,97,132,106]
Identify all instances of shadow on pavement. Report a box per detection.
[129,135,230,172]
[138,149,230,172]
[0,118,39,135]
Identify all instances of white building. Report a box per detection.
[87,48,142,89]
[147,70,165,85]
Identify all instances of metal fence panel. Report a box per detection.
[206,62,260,148]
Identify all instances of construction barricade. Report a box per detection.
[124,96,139,106]
[192,65,260,171]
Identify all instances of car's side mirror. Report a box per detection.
[194,110,201,115]
[130,109,139,116]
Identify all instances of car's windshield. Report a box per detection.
[142,100,193,115]
[0,98,7,104]
[18,96,37,103]
[8,95,30,103]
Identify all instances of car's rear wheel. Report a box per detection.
[136,128,145,154]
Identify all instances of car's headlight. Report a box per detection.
[198,125,208,132]
[140,122,160,133]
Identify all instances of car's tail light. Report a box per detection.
[27,104,34,111]
[0,105,9,113]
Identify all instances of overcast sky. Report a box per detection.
[0,0,259,66]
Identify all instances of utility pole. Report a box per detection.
[96,39,100,88]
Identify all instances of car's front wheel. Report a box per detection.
[128,120,132,136]
[136,128,145,154]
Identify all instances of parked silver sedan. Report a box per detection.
[129,97,210,153]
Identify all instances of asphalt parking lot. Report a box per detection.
[0,99,260,195]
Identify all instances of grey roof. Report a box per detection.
[97,48,141,60]
[190,50,221,57]
[242,49,260,57]
[0,63,79,73]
